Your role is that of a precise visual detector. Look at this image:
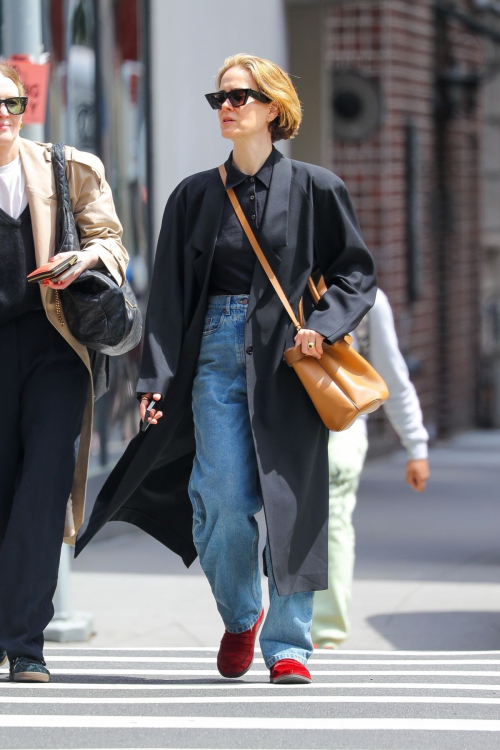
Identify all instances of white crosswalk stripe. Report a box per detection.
[1,648,500,749]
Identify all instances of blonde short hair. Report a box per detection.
[0,62,26,96]
[217,54,302,142]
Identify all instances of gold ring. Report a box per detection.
[307,342,315,350]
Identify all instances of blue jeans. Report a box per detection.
[189,295,313,668]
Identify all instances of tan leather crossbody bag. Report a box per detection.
[219,165,389,432]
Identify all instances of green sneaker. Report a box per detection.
[0,650,7,668]
[9,656,50,683]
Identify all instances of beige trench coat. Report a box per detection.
[18,138,129,545]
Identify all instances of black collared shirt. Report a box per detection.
[209,148,275,295]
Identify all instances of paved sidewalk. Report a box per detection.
[68,431,500,651]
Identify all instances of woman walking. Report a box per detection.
[0,63,128,682]
[77,54,376,683]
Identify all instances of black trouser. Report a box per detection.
[0,311,88,662]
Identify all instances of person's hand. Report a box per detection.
[294,328,325,359]
[405,459,429,492]
[139,393,163,426]
[42,250,101,290]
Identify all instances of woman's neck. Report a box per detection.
[231,135,273,176]
[0,140,20,167]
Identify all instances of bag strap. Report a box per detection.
[51,142,80,252]
[52,142,69,250]
[219,164,302,332]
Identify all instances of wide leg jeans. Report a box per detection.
[0,311,88,662]
[189,295,313,669]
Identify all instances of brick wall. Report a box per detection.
[437,15,482,433]
[325,0,483,440]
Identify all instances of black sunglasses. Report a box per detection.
[0,97,28,115]
[205,88,271,110]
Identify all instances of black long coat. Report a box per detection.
[76,149,377,595]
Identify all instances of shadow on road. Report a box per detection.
[367,611,500,650]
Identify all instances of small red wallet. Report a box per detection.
[27,255,79,283]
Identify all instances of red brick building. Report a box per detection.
[288,0,488,443]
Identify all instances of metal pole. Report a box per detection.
[2,0,44,142]
[144,0,155,280]
[45,545,94,644]
[52,544,72,621]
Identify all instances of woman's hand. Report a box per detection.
[139,393,163,426]
[294,328,325,360]
[42,250,101,290]
[405,459,430,492]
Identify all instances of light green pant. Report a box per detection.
[311,420,368,648]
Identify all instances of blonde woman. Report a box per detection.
[78,54,376,683]
[0,63,128,682]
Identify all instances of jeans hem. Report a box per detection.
[264,652,309,669]
[224,611,261,635]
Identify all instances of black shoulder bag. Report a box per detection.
[51,142,142,356]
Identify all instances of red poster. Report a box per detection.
[5,56,50,125]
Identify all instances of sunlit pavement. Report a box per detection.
[70,430,500,652]
[2,431,495,749]
[2,647,500,750]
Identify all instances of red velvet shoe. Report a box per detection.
[217,609,264,678]
[270,659,312,684]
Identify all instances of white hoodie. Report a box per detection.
[351,289,429,460]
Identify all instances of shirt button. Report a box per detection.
[246,346,253,355]
[250,195,255,201]
[250,177,255,182]
[251,214,256,220]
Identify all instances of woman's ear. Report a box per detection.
[267,102,280,123]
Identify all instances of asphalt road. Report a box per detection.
[70,430,500,653]
[1,647,500,749]
[2,430,497,749]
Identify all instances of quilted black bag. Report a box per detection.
[51,142,142,356]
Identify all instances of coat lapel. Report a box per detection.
[259,149,291,252]
[191,169,226,288]
[246,151,291,321]
[19,138,57,269]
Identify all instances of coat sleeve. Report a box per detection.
[136,183,187,398]
[67,147,129,286]
[305,172,377,342]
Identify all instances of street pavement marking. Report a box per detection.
[1,716,500,730]
[2,695,500,705]
[41,656,500,665]
[3,650,500,744]
[1,682,500,691]
[35,669,500,677]
[43,647,500,655]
